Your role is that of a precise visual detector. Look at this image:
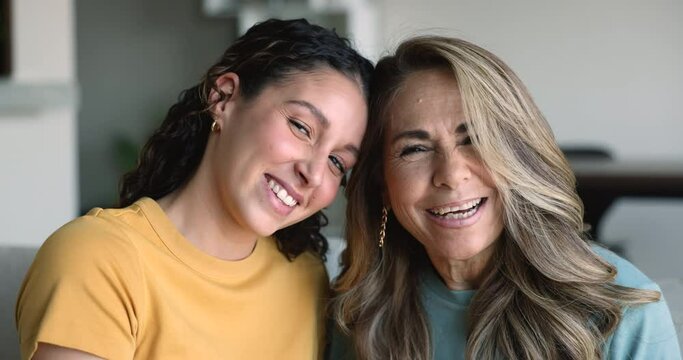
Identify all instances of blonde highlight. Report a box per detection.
[332,36,660,360]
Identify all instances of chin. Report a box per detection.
[244,219,278,238]
[443,241,495,261]
[444,250,483,262]
[261,223,283,237]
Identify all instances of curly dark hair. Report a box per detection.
[118,18,373,260]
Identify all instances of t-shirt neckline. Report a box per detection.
[421,264,477,308]
[135,197,275,279]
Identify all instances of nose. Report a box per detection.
[432,150,472,189]
[295,153,327,188]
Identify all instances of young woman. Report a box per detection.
[330,36,680,359]
[16,18,372,360]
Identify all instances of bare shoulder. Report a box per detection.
[32,343,104,360]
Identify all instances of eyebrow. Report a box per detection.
[285,100,329,129]
[345,144,360,158]
[390,123,469,145]
[391,129,431,144]
[286,100,359,158]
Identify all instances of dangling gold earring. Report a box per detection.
[211,120,221,133]
[379,206,388,248]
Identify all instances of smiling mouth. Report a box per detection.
[428,198,487,220]
[268,179,299,207]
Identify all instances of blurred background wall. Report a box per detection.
[1,0,681,278]
[77,0,235,212]
[0,0,77,248]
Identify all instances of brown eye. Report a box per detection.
[288,118,310,138]
[329,155,346,175]
[399,145,430,157]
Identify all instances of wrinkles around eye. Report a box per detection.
[398,144,431,158]
[328,155,347,175]
[288,117,311,139]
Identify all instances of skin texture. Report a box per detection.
[382,69,504,290]
[159,69,367,261]
[33,343,102,360]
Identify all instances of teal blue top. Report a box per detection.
[328,246,681,359]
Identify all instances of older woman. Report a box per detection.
[330,36,680,359]
[17,19,372,360]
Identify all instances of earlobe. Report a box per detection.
[209,72,240,114]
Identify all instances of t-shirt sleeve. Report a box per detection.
[606,286,682,359]
[15,214,144,360]
[594,246,682,359]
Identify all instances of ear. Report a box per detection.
[209,72,240,116]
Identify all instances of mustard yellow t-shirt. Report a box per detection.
[16,197,329,359]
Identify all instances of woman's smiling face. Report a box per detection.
[209,69,368,238]
[383,68,504,264]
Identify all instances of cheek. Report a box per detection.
[489,194,505,230]
[311,179,342,209]
[385,165,425,209]
[471,160,495,187]
[260,133,302,162]
[247,115,298,158]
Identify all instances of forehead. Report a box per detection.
[387,68,465,133]
[259,68,368,144]
[273,68,360,95]
[262,69,364,110]
[252,67,366,110]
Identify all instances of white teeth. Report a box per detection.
[441,206,478,220]
[431,198,483,217]
[268,179,298,207]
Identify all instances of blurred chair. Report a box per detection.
[561,145,615,238]
[561,145,613,161]
[561,145,624,254]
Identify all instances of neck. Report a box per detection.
[426,244,496,291]
[157,171,258,261]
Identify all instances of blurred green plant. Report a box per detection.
[113,134,141,176]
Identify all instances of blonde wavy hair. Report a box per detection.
[331,36,660,360]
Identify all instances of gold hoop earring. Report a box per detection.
[379,206,388,248]
[211,120,221,133]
